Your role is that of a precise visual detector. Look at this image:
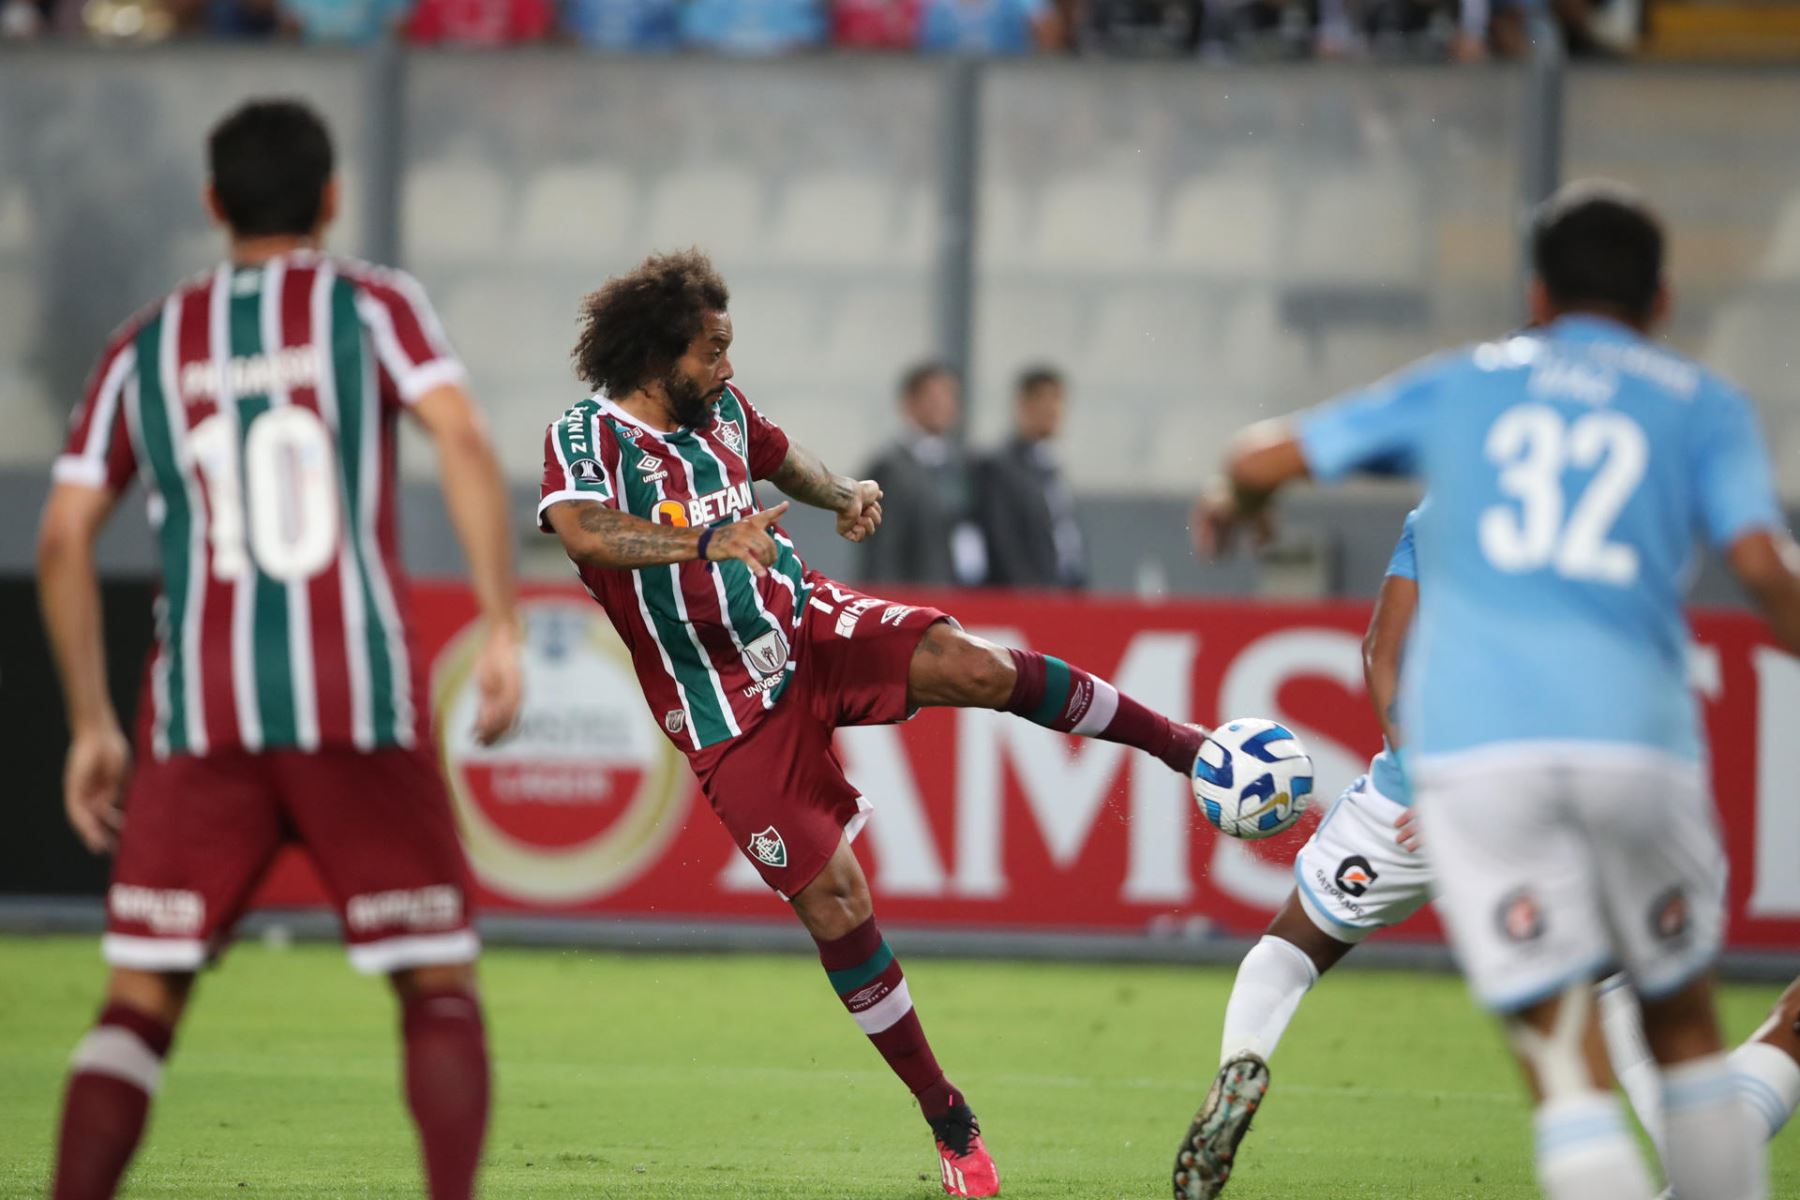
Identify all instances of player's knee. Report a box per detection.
[1639,974,1724,1065]
[1506,981,1606,1102]
[106,967,194,1025]
[390,962,478,1002]
[951,635,1014,707]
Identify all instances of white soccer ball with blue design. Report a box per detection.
[1191,719,1315,841]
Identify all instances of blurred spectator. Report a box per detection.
[282,0,405,41]
[564,0,680,46]
[679,0,826,52]
[917,0,1063,51]
[860,362,989,587]
[832,0,919,48]
[407,0,552,42]
[1080,0,1203,54]
[977,365,1086,590]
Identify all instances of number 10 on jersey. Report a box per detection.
[186,407,342,583]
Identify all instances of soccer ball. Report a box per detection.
[1192,719,1314,841]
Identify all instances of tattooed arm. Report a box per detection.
[545,500,788,577]
[769,442,884,543]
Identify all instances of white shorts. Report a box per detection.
[1293,775,1433,944]
[1415,746,1726,1014]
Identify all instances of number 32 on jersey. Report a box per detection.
[186,407,342,583]
[1479,403,1648,586]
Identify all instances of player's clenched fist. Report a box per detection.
[64,724,130,854]
[837,480,883,544]
[705,501,789,577]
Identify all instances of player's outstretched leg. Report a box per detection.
[1174,893,1352,1200]
[793,838,999,1198]
[1641,975,1768,1200]
[907,624,1206,775]
[1730,975,1800,1145]
[391,965,491,1200]
[50,970,189,1200]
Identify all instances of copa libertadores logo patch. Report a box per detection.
[747,826,788,869]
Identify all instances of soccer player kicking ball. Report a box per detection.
[1196,182,1800,1200]
[537,249,1208,1198]
[39,101,522,1200]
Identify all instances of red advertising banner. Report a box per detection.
[255,583,1800,951]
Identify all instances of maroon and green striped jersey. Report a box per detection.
[536,385,809,753]
[56,250,464,760]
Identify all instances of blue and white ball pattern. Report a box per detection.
[1192,719,1315,841]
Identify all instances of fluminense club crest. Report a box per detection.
[747,825,787,869]
[714,418,745,459]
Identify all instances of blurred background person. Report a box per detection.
[977,365,1087,590]
[859,361,988,587]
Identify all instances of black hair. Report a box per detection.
[1014,364,1064,396]
[207,99,335,238]
[899,360,957,400]
[573,249,730,396]
[1531,181,1665,324]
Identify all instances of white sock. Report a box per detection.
[1219,935,1319,1064]
[1598,977,1667,1158]
[1533,1091,1657,1200]
[1663,1055,1768,1200]
[1730,1041,1800,1141]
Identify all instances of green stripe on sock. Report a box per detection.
[1029,656,1072,726]
[827,941,895,996]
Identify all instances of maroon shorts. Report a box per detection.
[691,580,948,899]
[104,744,478,975]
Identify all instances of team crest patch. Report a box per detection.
[744,629,790,678]
[1496,888,1544,943]
[714,418,745,458]
[663,709,687,735]
[747,826,788,869]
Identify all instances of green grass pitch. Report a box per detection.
[1,935,1794,1198]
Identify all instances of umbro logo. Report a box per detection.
[636,454,668,484]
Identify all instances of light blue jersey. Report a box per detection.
[1366,508,1417,805]
[1298,315,1780,765]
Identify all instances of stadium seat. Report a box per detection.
[645,164,767,264]
[820,285,931,379]
[402,159,511,264]
[1033,174,1156,268]
[331,168,366,259]
[720,283,830,386]
[1288,172,1426,285]
[0,185,32,253]
[973,287,1083,383]
[892,184,940,269]
[0,271,38,362]
[976,179,1031,268]
[439,276,582,380]
[769,170,895,267]
[1082,288,1208,382]
[1164,173,1279,276]
[1762,191,1800,279]
[517,165,640,264]
[1704,297,1798,401]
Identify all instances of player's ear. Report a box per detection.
[202,182,228,230]
[1525,275,1554,328]
[315,175,341,237]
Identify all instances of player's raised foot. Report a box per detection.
[1169,722,1212,777]
[1173,1051,1270,1200]
[929,1103,1000,1197]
